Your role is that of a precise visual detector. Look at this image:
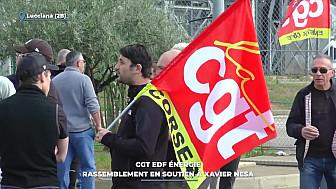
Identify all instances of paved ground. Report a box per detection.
[235,155,299,189]
[95,155,300,189]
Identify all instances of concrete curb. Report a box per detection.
[241,155,298,167]
[238,162,257,168]
[235,174,299,189]
[235,155,299,189]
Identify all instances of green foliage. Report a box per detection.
[0,0,191,127]
[242,146,276,158]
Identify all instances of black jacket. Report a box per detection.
[51,64,66,78]
[286,81,336,170]
[0,85,68,188]
[102,85,168,189]
[6,73,66,130]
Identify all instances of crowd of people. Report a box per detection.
[0,37,335,189]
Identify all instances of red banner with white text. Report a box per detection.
[278,0,330,46]
[138,0,277,188]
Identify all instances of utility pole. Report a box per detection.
[213,0,225,21]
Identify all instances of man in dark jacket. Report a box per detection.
[10,38,63,105]
[286,54,336,189]
[51,49,70,78]
[96,44,168,189]
[0,52,68,188]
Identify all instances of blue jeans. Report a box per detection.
[57,128,96,189]
[300,157,336,189]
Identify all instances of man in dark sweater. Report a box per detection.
[51,49,70,78]
[96,44,168,189]
[0,52,68,188]
[286,54,336,189]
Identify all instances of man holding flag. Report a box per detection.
[99,0,276,188]
[96,44,168,189]
[146,0,276,188]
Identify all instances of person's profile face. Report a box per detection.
[77,55,86,73]
[15,53,29,69]
[154,64,165,76]
[115,55,135,85]
[41,70,51,96]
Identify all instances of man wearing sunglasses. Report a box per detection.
[53,51,101,189]
[286,54,336,189]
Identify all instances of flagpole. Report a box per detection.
[328,37,331,56]
[328,1,331,56]
[107,99,136,130]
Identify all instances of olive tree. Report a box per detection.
[0,0,190,127]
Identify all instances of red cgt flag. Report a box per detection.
[278,0,330,46]
[137,0,276,188]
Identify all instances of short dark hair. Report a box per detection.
[119,44,152,78]
[18,74,39,86]
[18,70,49,86]
[66,51,82,67]
[313,54,333,68]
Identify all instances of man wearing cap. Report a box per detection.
[8,38,53,89]
[53,51,101,189]
[0,52,69,188]
[9,38,67,139]
[10,39,60,103]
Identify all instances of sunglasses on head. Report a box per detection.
[17,53,29,58]
[311,68,332,74]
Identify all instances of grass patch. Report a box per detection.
[94,141,111,171]
[266,76,310,101]
[266,76,310,111]
[242,146,276,158]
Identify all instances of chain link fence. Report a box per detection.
[165,0,336,76]
[265,101,295,152]
[162,0,213,38]
[163,0,336,153]
[256,0,336,76]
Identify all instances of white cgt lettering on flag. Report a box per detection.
[184,46,274,160]
[282,0,324,28]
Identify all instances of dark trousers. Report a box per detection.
[219,156,241,189]
[68,155,80,189]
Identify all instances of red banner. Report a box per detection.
[278,0,330,45]
[139,0,277,187]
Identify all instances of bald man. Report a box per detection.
[156,49,241,189]
[154,49,181,76]
[154,49,188,188]
[51,49,70,78]
[57,49,71,65]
